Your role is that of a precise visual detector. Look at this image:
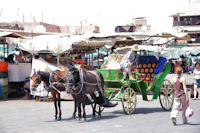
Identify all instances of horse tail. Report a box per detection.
[96,71,118,107]
[99,93,118,107]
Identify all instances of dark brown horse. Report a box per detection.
[66,67,118,120]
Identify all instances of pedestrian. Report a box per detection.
[171,67,189,125]
[193,62,200,100]
[22,77,31,99]
[120,44,139,82]
[174,60,180,72]
[169,59,175,73]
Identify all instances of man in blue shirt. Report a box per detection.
[120,44,139,82]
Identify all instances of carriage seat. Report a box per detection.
[137,56,158,82]
[154,57,167,74]
[137,56,167,82]
[101,54,123,70]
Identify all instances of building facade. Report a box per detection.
[60,24,100,35]
[115,17,151,33]
[171,5,200,45]
[0,22,100,37]
[133,17,151,33]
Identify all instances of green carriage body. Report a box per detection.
[98,62,171,100]
[97,54,174,114]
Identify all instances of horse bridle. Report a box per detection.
[66,70,77,93]
[30,72,42,90]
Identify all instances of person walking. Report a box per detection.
[193,62,200,100]
[171,67,189,125]
[120,44,139,82]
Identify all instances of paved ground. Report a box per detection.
[0,74,200,133]
[166,73,194,86]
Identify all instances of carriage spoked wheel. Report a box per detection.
[159,79,174,111]
[121,87,137,115]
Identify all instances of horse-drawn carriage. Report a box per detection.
[97,54,174,114]
[30,52,174,120]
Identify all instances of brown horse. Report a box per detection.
[31,69,66,120]
[30,68,106,120]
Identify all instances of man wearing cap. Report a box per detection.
[120,44,139,82]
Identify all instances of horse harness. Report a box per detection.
[66,68,103,96]
[47,68,103,96]
[49,70,67,93]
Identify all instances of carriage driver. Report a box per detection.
[120,44,139,82]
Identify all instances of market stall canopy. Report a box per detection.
[72,40,113,51]
[88,32,150,40]
[86,32,150,50]
[18,35,83,54]
[114,44,188,59]
[143,32,190,45]
[160,48,185,59]
[189,46,200,55]
[114,45,163,54]
[0,32,23,38]
[149,32,191,41]
[144,37,175,45]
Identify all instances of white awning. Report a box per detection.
[18,35,79,54]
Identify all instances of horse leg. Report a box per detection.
[91,94,96,118]
[92,102,96,118]
[82,96,86,121]
[52,91,58,120]
[77,97,82,121]
[72,95,77,118]
[98,105,102,117]
[57,92,62,121]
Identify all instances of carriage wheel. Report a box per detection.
[121,87,137,115]
[159,79,174,111]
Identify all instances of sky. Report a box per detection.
[0,0,198,33]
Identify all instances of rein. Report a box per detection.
[49,71,71,94]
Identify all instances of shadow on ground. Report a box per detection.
[111,107,166,115]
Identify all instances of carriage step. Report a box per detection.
[106,88,121,91]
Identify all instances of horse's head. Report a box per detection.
[68,67,80,84]
[30,69,42,91]
[66,67,80,93]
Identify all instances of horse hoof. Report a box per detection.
[58,117,61,121]
[76,117,81,121]
[72,114,76,119]
[83,118,86,121]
